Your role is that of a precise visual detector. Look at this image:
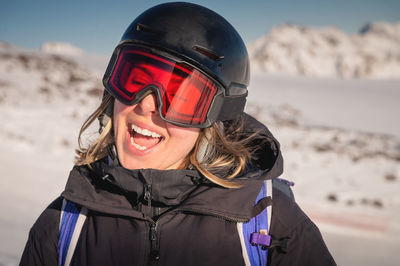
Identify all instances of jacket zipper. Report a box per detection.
[143,181,251,265]
[149,221,160,265]
[143,183,160,265]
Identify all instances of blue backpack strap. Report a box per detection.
[237,179,272,265]
[58,199,88,266]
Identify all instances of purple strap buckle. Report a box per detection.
[250,232,271,247]
[280,178,295,187]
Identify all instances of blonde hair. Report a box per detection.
[76,96,259,188]
[75,95,114,165]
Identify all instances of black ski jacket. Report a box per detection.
[20,114,336,266]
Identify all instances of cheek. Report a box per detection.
[168,126,200,149]
[113,101,128,135]
[113,100,126,120]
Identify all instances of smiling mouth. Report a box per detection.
[130,124,163,151]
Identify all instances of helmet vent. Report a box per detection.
[193,45,224,61]
[136,23,163,34]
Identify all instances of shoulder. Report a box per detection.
[30,197,63,236]
[20,197,63,265]
[269,187,336,265]
[271,184,306,233]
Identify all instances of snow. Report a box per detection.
[0,40,399,265]
[249,71,400,136]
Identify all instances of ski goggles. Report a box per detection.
[103,45,246,128]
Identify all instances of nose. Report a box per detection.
[136,93,158,114]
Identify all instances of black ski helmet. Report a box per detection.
[103,2,250,124]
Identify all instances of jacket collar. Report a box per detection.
[62,159,268,222]
[62,159,204,219]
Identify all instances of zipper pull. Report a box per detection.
[149,222,157,241]
[144,184,152,208]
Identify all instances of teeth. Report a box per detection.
[131,124,161,138]
[130,136,147,150]
[130,123,162,151]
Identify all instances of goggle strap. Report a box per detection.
[218,95,246,121]
[98,91,114,133]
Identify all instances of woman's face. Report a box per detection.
[113,94,200,170]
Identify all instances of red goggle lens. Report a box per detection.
[107,46,218,126]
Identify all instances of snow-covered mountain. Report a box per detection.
[1,42,101,102]
[41,42,85,56]
[248,21,400,79]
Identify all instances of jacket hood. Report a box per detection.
[61,113,283,221]
[240,113,283,180]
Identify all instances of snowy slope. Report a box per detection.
[0,41,399,266]
[248,21,400,79]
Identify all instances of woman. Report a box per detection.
[20,2,336,265]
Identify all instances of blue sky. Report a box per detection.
[1,0,399,55]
